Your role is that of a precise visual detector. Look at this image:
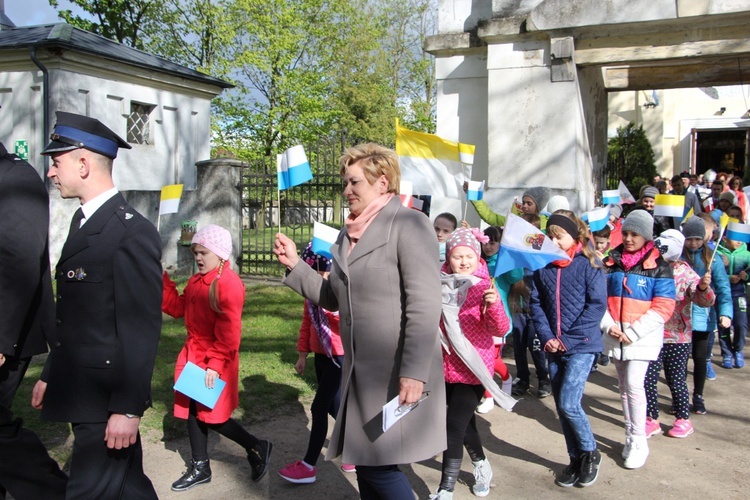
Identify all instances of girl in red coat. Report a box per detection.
[162,224,272,492]
[278,243,353,484]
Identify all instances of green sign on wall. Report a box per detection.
[14,140,29,161]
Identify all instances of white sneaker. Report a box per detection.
[624,436,649,469]
[621,431,632,460]
[428,490,453,499]
[471,459,492,497]
[476,397,494,414]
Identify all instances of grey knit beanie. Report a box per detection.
[523,186,551,212]
[621,209,654,241]
[642,186,659,200]
[681,216,706,240]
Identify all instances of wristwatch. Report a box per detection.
[124,413,139,419]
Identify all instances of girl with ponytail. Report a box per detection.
[162,224,272,491]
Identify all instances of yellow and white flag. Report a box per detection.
[396,120,475,199]
[159,184,184,215]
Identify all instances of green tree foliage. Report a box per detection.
[49,0,438,159]
[49,0,164,49]
[607,122,657,195]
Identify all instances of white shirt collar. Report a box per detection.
[79,188,119,226]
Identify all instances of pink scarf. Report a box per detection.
[344,193,394,255]
[621,241,655,270]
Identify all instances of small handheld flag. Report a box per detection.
[583,207,610,232]
[400,180,414,208]
[311,222,340,259]
[720,212,730,229]
[494,213,570,277]
[602,189,620,205]
[726,222,750,243]
[681,207,694,225]
[619,181,636,204]
[467,180,485,201]
[510,197,523,216]
[277,145,313,190]
[702,197,714,212]
[653,194,685,218]
[159,184,183,215]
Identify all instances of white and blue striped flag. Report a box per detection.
[277,145,313,190]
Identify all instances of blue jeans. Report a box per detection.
[547,352,597,459]
[719,297,747,357]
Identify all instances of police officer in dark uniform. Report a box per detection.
[31,112,162,499]
[0,137,68,499]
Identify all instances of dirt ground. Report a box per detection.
[143,348,750,500]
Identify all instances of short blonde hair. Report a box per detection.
[339,143,400,194]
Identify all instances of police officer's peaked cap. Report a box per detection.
[41,111,131,159]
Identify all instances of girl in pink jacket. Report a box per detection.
[431,228,510,500]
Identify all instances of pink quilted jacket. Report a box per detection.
[664,260,715,343]
[440,259,510,384]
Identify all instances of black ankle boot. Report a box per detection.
[171,459,211,492]
[437,457,462,492]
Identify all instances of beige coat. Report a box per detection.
[284,197,446,466]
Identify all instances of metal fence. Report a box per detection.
[238,142,348,276]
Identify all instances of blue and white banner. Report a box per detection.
[583,207,610,232]
[726,221,750,243]
[494,213,570,277]
[311,222,340,259]
[602,189,620,205]
[467,180,484,201]
[277,145,313,190]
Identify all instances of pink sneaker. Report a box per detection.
[645,417,661,438]
[667,418,694,438]
[278,460,317,484]
[341,463,356,473]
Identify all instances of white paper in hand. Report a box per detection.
[382,393,429,432]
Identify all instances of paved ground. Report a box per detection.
[144,347,750,499]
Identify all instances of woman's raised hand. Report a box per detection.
[273,233,300,270]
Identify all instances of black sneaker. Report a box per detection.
[691,394,707,415]
[171,459,211,491]
[511,379,530,397]
[577,450,601,487]
[537,380,552,398]
[555,456,582,487]
[248,439,273,482]
[599,354,611,366]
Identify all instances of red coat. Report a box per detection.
[297,300,344,356]
[162,267,245,423]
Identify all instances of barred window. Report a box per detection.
[127,102,154,145]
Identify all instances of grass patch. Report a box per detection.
[12,283,313,456]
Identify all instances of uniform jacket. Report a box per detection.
[440,259,508,384]
[663,260,715,343]
[529,252,607,355]
[0,144,55,359]
[601,244,676,361]
[685,247,732,332]
[297,301,344,356]
[283,197,446,466]
[41,193,162,423]
[163,267,245,424]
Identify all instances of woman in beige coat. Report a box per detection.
[274,143,446,499]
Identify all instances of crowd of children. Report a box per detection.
[162,171,747,497]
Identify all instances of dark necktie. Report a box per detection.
[67,207,85,239]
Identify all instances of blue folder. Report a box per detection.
[173,361,226,409]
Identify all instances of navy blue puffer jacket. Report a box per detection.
[529,252,608,354]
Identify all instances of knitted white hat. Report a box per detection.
[192,224,232,260]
